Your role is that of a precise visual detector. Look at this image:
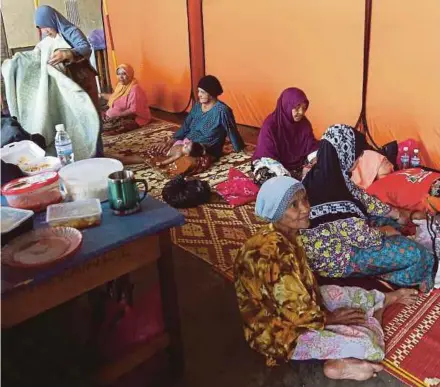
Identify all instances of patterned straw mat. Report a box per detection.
[103,119,440,387]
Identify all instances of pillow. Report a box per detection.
[367,168,440,211]
[216,168,259,207]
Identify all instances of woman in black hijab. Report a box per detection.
[301,124,435,293]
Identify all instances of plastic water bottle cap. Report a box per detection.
[55,124,65,132]
[414,149,419,154]
[403,146,409,151]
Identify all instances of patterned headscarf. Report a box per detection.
[255,176,305,222]
[303,124,371,227]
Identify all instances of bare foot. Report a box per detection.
[119,155,145,165]
[323,358,384,381]
[385,288,419,307]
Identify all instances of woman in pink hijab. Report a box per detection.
[252,88,319,184]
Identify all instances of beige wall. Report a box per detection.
[2,0,103,49]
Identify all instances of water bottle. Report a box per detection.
[400,146,410,169]
[55,124,74,166]
[410,148,420,168]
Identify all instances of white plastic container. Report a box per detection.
[19,156,62,176]
[1,141,61,175]
[58,158,123,202]
[46,199,102,229]
[1,140,45,165]
[1,172,62,212]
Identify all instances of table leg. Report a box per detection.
[158,230,184,378]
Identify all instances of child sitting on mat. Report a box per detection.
[156,138,205,167]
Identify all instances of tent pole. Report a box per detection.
[102,0,117,70]
[356,0,380,149]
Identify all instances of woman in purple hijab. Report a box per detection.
[252,88,319,184]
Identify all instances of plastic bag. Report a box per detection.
[216,168,259,207]
[162,175,211,208]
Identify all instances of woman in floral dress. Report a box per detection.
[301,124,435,292]
[234,176,418,380]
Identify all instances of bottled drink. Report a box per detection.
[410,148,420,168]
[55,124,74,166]
[400,146,410,169]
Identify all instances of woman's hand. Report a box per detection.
[388,207,409,225]
[48,50,73,66]
[397,209,410,225]
[378,225,401,236]
[302,165,313,179]
[325,308,366,325]
[99,93,111,101]
[152,139,174,155]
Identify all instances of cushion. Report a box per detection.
[367,168,440,211]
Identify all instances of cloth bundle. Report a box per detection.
[252,157,290,186]
[2,35,99,160]
[216,168,259,207]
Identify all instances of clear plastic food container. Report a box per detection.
[20,156,62,176]
[59,158,123,202]
[1,172,62,212]
[46,199,102,229]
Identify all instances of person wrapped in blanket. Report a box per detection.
[234,176,418,380]
[101,64,151,134]
[251,88,319,185]
[301,124,436,292]
[35,5,103,156]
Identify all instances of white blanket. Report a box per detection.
[1,35,99,160]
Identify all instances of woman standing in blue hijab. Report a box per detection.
[35,5,103,155]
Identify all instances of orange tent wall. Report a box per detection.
[103,0,439,168]
[203,0,365,138]
[366,0,440,168]
[103,0,192,112]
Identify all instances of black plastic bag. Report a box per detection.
[1,114,46,149]
[162,175,211,208]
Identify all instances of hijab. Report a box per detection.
[252,88,319,171]
[302,124,371,227]
[255,176,304,222]
[35,5,91,59]
[108,64,137,108]
[351,150,387,189]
